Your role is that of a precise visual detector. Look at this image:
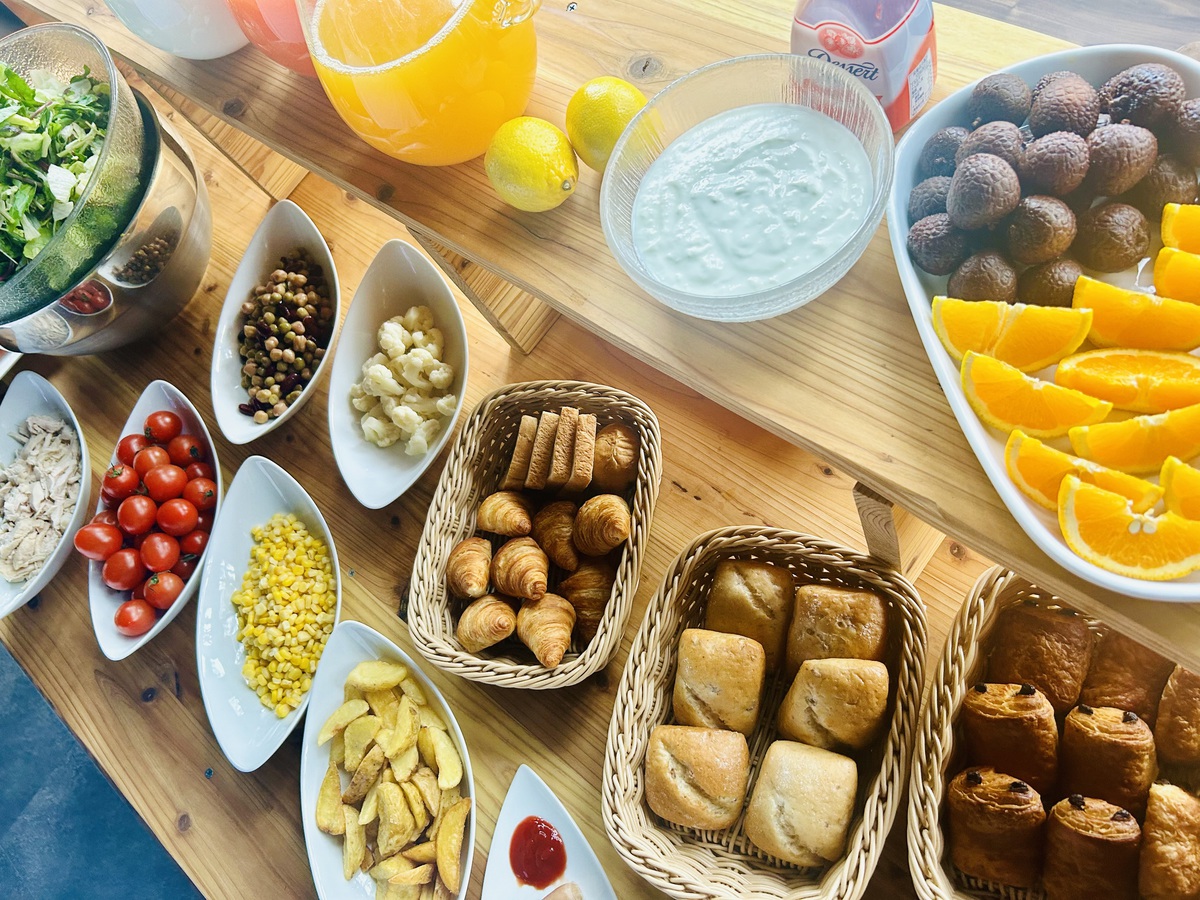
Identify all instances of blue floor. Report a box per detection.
[0,642,201,900]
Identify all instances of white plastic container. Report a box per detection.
[104,0,249,60]
[792,0,936,131]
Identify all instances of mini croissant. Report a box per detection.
[446,537,491,599]
[559,558,617,645]
[456,594,518,653]
[532,501,579,572]
[490,537,549,600]
[573,494,631,556]
[517,593,576,668]
[476,491,534,537]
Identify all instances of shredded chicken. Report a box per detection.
[0,415,81,583]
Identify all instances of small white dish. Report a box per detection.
[196,455,341,772]
[88,379,221,661]
[211,199,342,446]
[299,619,476,899]
[327,239,469,509]
[0,371,89,619]
[482,765,615,900]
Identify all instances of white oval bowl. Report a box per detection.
[88,379,222,660]
[0,371,90,619]
[211,199,342,446]
[299,619,475,900]
[888,44,1200,602]
[326,239,469,509]
[196,454,342,772]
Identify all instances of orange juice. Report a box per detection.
[304,0,538,165]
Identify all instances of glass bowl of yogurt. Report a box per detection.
[600,53,894,322]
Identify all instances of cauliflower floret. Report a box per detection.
[405,418,441,456]
[435,394,458,418]
[400,305,434,334]
[361,363,404,397]
[427,361,454,391]
[411,327,444,358]
[361,412,401,447]
[398,389,441,418]
[399,348,436,390]
[378,318,414,360]
[380,395,423,435]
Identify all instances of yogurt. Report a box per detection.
[631,103,872,297]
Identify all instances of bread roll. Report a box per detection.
[987,601,1095,715]
[946,767,1045,889]
[960,682,1058,796]
[785,584,888,678]
[1079,630,1173,727]
[592,422,639,493]
[672,628,765,736]
[777,658,889,751]
[1156,665,1200,768]
[1043,795,1141,900]
[1140,783,1200,900]
[644,725,749,831]
[1059,705,1157,819]
[704,560,794,671]
[744,741,857,867]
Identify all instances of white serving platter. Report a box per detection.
[196,454,341,772]
[482,764,615,900]
[299,619,476,899]
[211,198,342,445]
[0,371,89,619]
[326,239,469,509]
[88,379,222,659]
[888,43,1200,602]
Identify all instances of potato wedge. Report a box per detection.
[417,727,438,773]
[389,863,434,885]
[427,784,460,843]
[369,854,413,881]
[319,699,370,745]
[433,880,453,900]
[435,797,471,894]
[412,768,441,818]
[359,783,382,826]
[362,845,375,872]
[379,697,419,757]
[401,841,438,865]
[345,682,365,704]
[429,729,462,790]
[399,677,427,706]
[417,705,446,731]
[365,688,400,722]
[344,744,387,805]
[378,782,417,858]
[344,714,382,771]
[317,763,345,835]
[389,743,420,783]
[347,660,409,691]
[343,805,366,880]
[381,765,397,785]
[418,885,434,900]
[400,780,429,833]
[330,732,346,767]
[385,886,420,900]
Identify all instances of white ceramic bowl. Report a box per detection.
[327,239,469,509]
[0,371,89,619]
[196,455,341,772]
[212,199,341,445]
[300,619,475,900]
[888,44,1200,601]
[601,53,894,322]
[88,379,221,660]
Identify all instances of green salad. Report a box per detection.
[0,63,110,281]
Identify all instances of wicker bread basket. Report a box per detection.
[907,566,1092,900]
[408,380,662,689]
[603,526,927,900]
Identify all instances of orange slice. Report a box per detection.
[1155,247,1200,304]
[932,296,1092,372]
[1072,275,1200,351]
[1163,203,1200,254]
[1055,348,1200,413]
[1161,456,1200,520]
[1069,402,1200,474]
[962,352,1113,439]
[1058,475,1200,580]
[1005,429,1162,512]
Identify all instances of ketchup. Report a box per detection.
[509,815,567,889]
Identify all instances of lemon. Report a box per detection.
[484,117,578,213]
[566,76,648,172]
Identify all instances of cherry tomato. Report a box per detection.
[102,548,147,592]
[133,446,170,477]
[182,477,217,512]
[143,464,188,503]
[171,557,197,581]
[139,533,180,572]
[143,572,184,610]
[91,509,119,527]
[116,433,149,467]
[114,599,155,636]
[196,510,215,533]
[100,487,123,510]
[144,410,182,444]
[184,461,215,481]
[157,498,198,537]
[131,579,146,601]
[73,523,123,561]
[166,434,205,467]
[102,464,140,501]
[179,530,208,558]
[117,495,158,535]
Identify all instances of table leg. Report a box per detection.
[854,482,945,583]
